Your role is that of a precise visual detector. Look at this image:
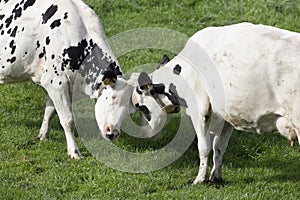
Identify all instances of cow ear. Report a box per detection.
[157,55,170,69]
[102,63,118,87]
[160,55,170,65]
[138,72,153,91]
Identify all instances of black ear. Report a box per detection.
[157,55,170,69]
[160,55,170,65]
[102,63,117,86]
[138,72,152,91]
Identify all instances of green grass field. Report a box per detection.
[1,0,300,199]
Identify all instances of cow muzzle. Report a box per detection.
[103,124,120,141]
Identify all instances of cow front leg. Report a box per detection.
[193,116,214,185]
[42,76,81,159]
[37,95,56,140]
[210,122,233,183]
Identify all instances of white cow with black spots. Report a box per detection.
[0,0,124,158]
[96,22,300,183]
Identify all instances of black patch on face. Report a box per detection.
[50,19,61,29]
[42,5,58,24]
[173,64,182,75]
[136,86,142,95]
[138,105,152,121]
[23,0,36,10]
[153,83,165,94]
[165,83,187,107]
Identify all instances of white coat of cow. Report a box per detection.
[97,22,300,183]
[0,0,124,158]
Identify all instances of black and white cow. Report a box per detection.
[96,23,300,183]
[0,0,124,158]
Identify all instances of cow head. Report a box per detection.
[95,66,136,141]
[95,56,187,140]
[131,71,187,134]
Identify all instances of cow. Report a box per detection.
[0,0,124,158]
[96,22,300,183]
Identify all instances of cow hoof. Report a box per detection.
[209,176,224,184]
[68,150,82,160]
[291,140,296,147]
[36,134,49,141]
[192,178,209,185]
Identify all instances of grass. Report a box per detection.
[1,0,300,199]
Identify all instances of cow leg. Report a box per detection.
[41,75,81,159]
[210,122,233,183]
[37,95,56,140]
[192,115,214,185]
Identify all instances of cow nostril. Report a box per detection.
[107,133,114,140]
[106,127,111,133]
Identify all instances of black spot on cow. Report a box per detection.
[7,57,16,64]
[1,30,4,35]
[58,81,62,85]
[0,23,3,30]
[50,80,53,84]
[42,4,58,24]
[10,26,18,37]
[173,64,182,75]
[51,54,55,59]
[165,83,187,107]
[23,0,36,10]
[50,19,61,29]
[0,15,5,21]
[7,28,11,34]
[36,41,40,49]
[46,36,50,45]
[62,39,89,71]
[11,45,16,55]
[5,15,13,28]
[9,40,14,48]
[39,47,46,59]
[12,5,22,20]
[138,105,152,121]
[64,12,68,19]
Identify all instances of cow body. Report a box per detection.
[145,22,300,183]
[161,22,300,183]
[0,0,122,158]
[98,22,300,183]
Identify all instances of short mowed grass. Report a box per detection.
[1,0,300,199]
